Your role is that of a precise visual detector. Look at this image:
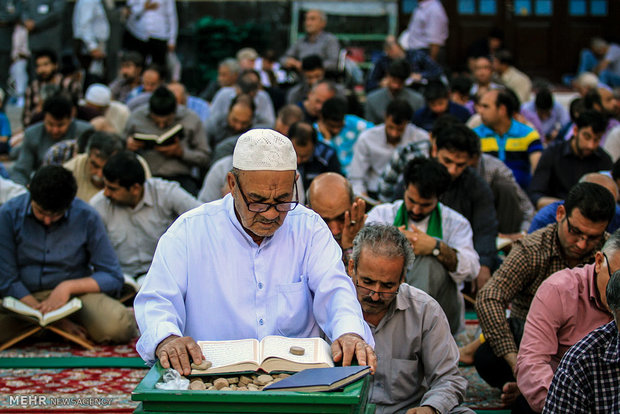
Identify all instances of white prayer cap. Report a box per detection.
[85,84,111,107]
[233,129,297,171]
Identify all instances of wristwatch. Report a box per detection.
[432,239,441,257]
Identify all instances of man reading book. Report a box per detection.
[135,129,376,375]
[349,224,472,414]
[0,165,136,344]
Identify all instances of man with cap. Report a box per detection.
[134,129,377,375]
[83,83,130,135]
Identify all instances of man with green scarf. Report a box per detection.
[366,157,480,334]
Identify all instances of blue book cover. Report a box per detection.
[263,366,370,392]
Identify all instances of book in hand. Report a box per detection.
[133,124,183,147]
[192,335,334,375]
[2,296,82,327]
[263,366,371,392]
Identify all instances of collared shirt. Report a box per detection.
[365,88,425,125]
[528,138,612,205]
[134,193,374,364]
[72,0,110,51]
[365,49,443,92]
[125,0,177,45]
[315,115,374,175]
[298,141,341,189]
[406,0,449,50]
[477,223,605,357]
[123,105,210,178]
[516,264,612,412]
[90,178,201,276]
[367,200,480,284]
[186,95,210,125]
[348,123,429,195]
[529,200,620,234]
[368,284,467,414]
[521,101,569,139]
[0,193,123,299]
[11,120,93,185]
[412,101,471,132]
[109,77,137,104]
[474,119,543,189]
[282,31,341,71]
[542,320,619,414]
[23,73,83,127]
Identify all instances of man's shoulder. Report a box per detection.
[0,192,29,216]
[440,202,471,227]
[401,87,424,101]
[560,321,618,369]
[473,123,494,137]
[73,119,93,133]
[520,223,557,250]
[395,283,444,318]
[366,88,388,103]
[509,119,539,139]
[367,201,400,224]
[24,122,45,138]
[539,264,588,294]
[358,124,384,141]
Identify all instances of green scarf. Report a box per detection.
[393,201,443,239]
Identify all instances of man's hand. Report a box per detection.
[284,57,302,71]
[501,381,521,407]
[340,198,367,249]
[155,139,183,158]
[331,333,376,374]
[156,335,204,376]
[397,225,435,256]
[20,295,40,309]
[406,407,436,414]
[472,265,492,294]
[144,0,159,11]
[126,136,145,151]
[37,282,72,314]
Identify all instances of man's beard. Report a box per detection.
[408,210,428,222]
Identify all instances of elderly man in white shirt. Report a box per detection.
[135,129,376,375]
[367,157,479,335]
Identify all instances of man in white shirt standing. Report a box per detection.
[405,0,448,62]
[124,0,177,67]
[134,129,376,375]
[367,157,479,334]
[72,0,110,80]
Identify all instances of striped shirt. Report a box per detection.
[543,320,619,414]
[474,120,542,189]
[477,223,604,357]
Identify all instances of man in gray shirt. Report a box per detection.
[349,224,472,414]
[124,86,210,195]
[90,151,201,277]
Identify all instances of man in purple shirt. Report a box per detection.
[515,229,618,412]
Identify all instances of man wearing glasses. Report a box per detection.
[134,129,376,375]
[468,182,615,412]
[515,229,618,412]
[348,224,473,414]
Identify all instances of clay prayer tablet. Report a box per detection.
[289,346,305,356]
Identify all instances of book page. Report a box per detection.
[198,338,260,369]
[260,336,333,366]
[2,297,42,321]
[157,124,183,144]
[40,298,82,326]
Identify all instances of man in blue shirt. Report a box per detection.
[0,165,136,345]
[412,80,471,131]
[289,121,341,189]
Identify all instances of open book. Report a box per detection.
[133,124,183,147]
[2,297,82,326]
[192,335,334,375]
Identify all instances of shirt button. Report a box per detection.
[258,282,263,289]
[259,319,264,325]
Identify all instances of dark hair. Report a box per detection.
[120,50,143,67]
[386,99,413,124]
[574,109,607,134]
[489,27,504,41]
[229,93,255,114]
[564,182,615,224]
[102,151,146,189]
[149,86,177,116]
[34,49,58,65]
[403,157,451,199]
[301,55,324,71]
[569,98,585,122]
[29,165,77,212]
[583,89,602,110]
[321,96,347,122]
[607,269,620,314]
[612,159,620,182]
[450,75,473,97]
[434,123,480,157]
[494,49,514,66]
[387,58,411,81]
[277,104,304,126]
[87,131,124,160]
[237,69,260,94]
[535,88,553,111]
[42,94,73,119]
[495,88,519,118]
[424,80,449,103]
[288,121,317,146]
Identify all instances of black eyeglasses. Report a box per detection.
[565,216,604,243]
[234,175,299,213]
[603,252,614,279]
[354,281,399,300]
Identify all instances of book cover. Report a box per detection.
[133,124,183,147]
[2,297,83,326]
[262,366,371,392]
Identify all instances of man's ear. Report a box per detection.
[430,142,438,158]
[594,251,604,275]
[347,259,355,278]
[556,203,566,223]
[226,172,236,193]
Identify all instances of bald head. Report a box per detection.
[308,173,354,244]
[167,82,187,105]
[581,173,619,202]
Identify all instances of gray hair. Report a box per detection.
[86,131,124,160]
[606,269,620,322]
[351,224,414,277]
[591,37,608,50]
[308,9,327,23]
[602,229,620,256]
[220,58,241,75]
